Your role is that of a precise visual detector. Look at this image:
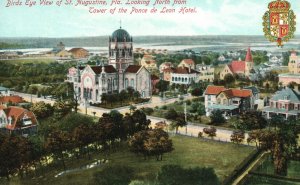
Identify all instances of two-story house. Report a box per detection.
[204,85,254,116]
[0,106,37,136]
[263,87,300,120]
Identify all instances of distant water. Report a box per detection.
[1,35,299,53]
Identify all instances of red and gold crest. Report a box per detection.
[263,0,296,47]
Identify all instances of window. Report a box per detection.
[130,79,134,87]
[208,95,211,101]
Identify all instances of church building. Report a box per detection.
[67,27,151,104]
[220,47,254,79]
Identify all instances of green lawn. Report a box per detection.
[2,135,255,185]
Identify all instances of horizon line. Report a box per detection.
[0,34,272,39]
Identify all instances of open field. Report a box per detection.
[1,135,255,185]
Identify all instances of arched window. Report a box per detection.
[185,78,187,82]
[181,78,184,82]
[172,77,174,81]
[175,77,178,81]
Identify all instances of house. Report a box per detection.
[162,67,174,82]
[69,48,89,59]
[0,96,24,105]
[178,59,195,70]
[279,51,300,86]
[140,55,157,72]
[170,67,200,85]
[159,62,173,73]
[288,50,300,74]
[263,87,300,120]
[0,106,37,136]
[204,85,255,116]
[0,86,10,96]
[218,55,226,62]
[204,85,226,110]
[220,47,254,79]
[197,64,215,82]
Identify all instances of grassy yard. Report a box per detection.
[2,135,255,185]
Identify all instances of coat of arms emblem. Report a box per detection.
[263,0,296,47]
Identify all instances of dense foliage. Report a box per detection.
[157,165,220,185]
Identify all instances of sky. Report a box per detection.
[0,0,299,37]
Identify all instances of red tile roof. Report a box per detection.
[205,86,226,95]
[5,107,37,130]
[125,65,142,73]
[172,67,199,74]
[182,59,195,65]
[91,65,117,74]
[229,61,246,73]
[0,96,23,104]
[221,89,252,98]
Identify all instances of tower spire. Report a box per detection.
[245,47,253,62]
[119,19,122,29]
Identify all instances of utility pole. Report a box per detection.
[185,102,187,134]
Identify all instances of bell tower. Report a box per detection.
[108,26,134,92]
[245,47,254,76]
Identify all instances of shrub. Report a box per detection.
[161,105,167,110]
[143,107,154,115]
[185,100,191,105]
[157,165,220,185]
[93,165,134,185]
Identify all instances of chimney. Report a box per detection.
[189,65,191,73]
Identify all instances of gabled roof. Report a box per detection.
[271,88,300,103]
[181,59,195,65]
[205,85,226,95]
[229,61,246,73]
[5,106,37,130]
[219,89,252,98]
[90,65,117,74]
[125,65,142,73]
[163,67,175,73]
[172,67,199,74]
[0,96,23,104]
[161,62,173,67]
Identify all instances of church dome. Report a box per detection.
[111,28,131,42]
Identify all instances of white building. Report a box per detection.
[197,64,215,82]
[170,67,200,85]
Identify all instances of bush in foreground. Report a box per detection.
[93,165,134,185]
[157,165,220,185]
